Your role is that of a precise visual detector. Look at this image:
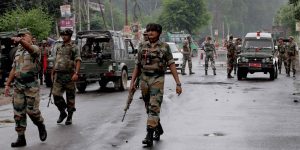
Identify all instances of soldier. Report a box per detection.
[233,38,242,74]
[181,39,195,75]
[286,36,297,77]
[51,29,81,125]
[227,35,236,78]
[276,37,287,74]
[129,23,182,147]
[204,36,217,75]
[4,29,47,147]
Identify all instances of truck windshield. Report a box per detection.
[243,39,273,49]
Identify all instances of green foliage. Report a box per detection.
[275,4,296,34]
[158,0,210,34]
[0,8,53,40]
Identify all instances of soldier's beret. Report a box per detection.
[60,28,73,36]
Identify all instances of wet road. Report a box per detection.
[1,58,300,150]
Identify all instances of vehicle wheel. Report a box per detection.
[270,69,275,80]
[118,69,128,91]
[237,68,243,80]
[76,82,87,93]
[274,64,278,79]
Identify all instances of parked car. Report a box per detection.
[166,42,183,70]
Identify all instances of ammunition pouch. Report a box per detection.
[16,76,36,84]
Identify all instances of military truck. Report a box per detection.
[237,32,278,80]
[75,30,137,92]
[0,32,18,87]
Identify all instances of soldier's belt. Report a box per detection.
[143,72,164,77]
[15,77,36,84]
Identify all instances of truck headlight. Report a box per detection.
[108,65,113,71]
[239,57,249,63]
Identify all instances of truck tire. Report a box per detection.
[237,68,243,80]
[118,69,128,91]
[270,69,275,80]
[76,82,87,93]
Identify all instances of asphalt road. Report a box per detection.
[1,58,300,150]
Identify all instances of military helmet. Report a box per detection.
[289,36,294,40]
[18,28,31,36]
[60,28,73,36]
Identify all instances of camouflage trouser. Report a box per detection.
[13,81,44,135]
[182,54,192,72]
[205,51,216,70]
[140,73,164,129]
[52,73,76,112]
[278,53,287,72]
[286,55,296,74]
[227,57,235,74]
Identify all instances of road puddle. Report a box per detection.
[203,132,225,137]
[186,81,233,85]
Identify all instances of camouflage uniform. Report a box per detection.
[136,40,174,129]
[12,44,44,135]
[204,41,216,75]
[277,43,287,74]
[181,42,193,75]
[52,42,81,113]
[227,40,236,77]
[286,41,297,76]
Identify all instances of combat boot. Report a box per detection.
[142,127,154,147]
[205,70,208,75]
[65,111,73,125]
[227,74,234,78]
[153,122,164,141]
[11,135,26,147]
[293,70,296,77]
[213,69,216,75]
[37,123,47,141]
[57,110,67,123]
[189,69,195,75]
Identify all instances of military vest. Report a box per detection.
[14,45,40,82]
[278,44,286,54]
[287,42,296,56]
[227,41,236,57]
[54,43,76,72]
[204,42,214,52]
[140,43,168,75]
[182,44,191,54]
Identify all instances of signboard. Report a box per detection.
[60,18,74,29]
[89,2,105,12]
[60,5,72,18]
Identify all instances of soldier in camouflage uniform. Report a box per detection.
[276,38,287,74]
[233,38,242,74]
[4,29,47,147]
[52,29,81,125]
[286,36,297,77]
[181,39,195,75]
[227,35,236,78]
[129,23,182,147]
[204,36,216,75]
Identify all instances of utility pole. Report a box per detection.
[125,0,128,25]
[87,0,90,30]
[72,0,76,34]
[110,0,115,31]
[79,0,82,31]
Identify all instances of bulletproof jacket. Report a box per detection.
[278,44,286,54]
[227,41,236,57]
[14,45,39,83]
[140,44,168,76]
[204,42,214,52]
[287,42,296,56]
[54,43,76,73]
[182,44,191,54]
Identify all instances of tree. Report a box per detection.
[0,8,53,40]
[274,4,296,35]
[158,0,210,34]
